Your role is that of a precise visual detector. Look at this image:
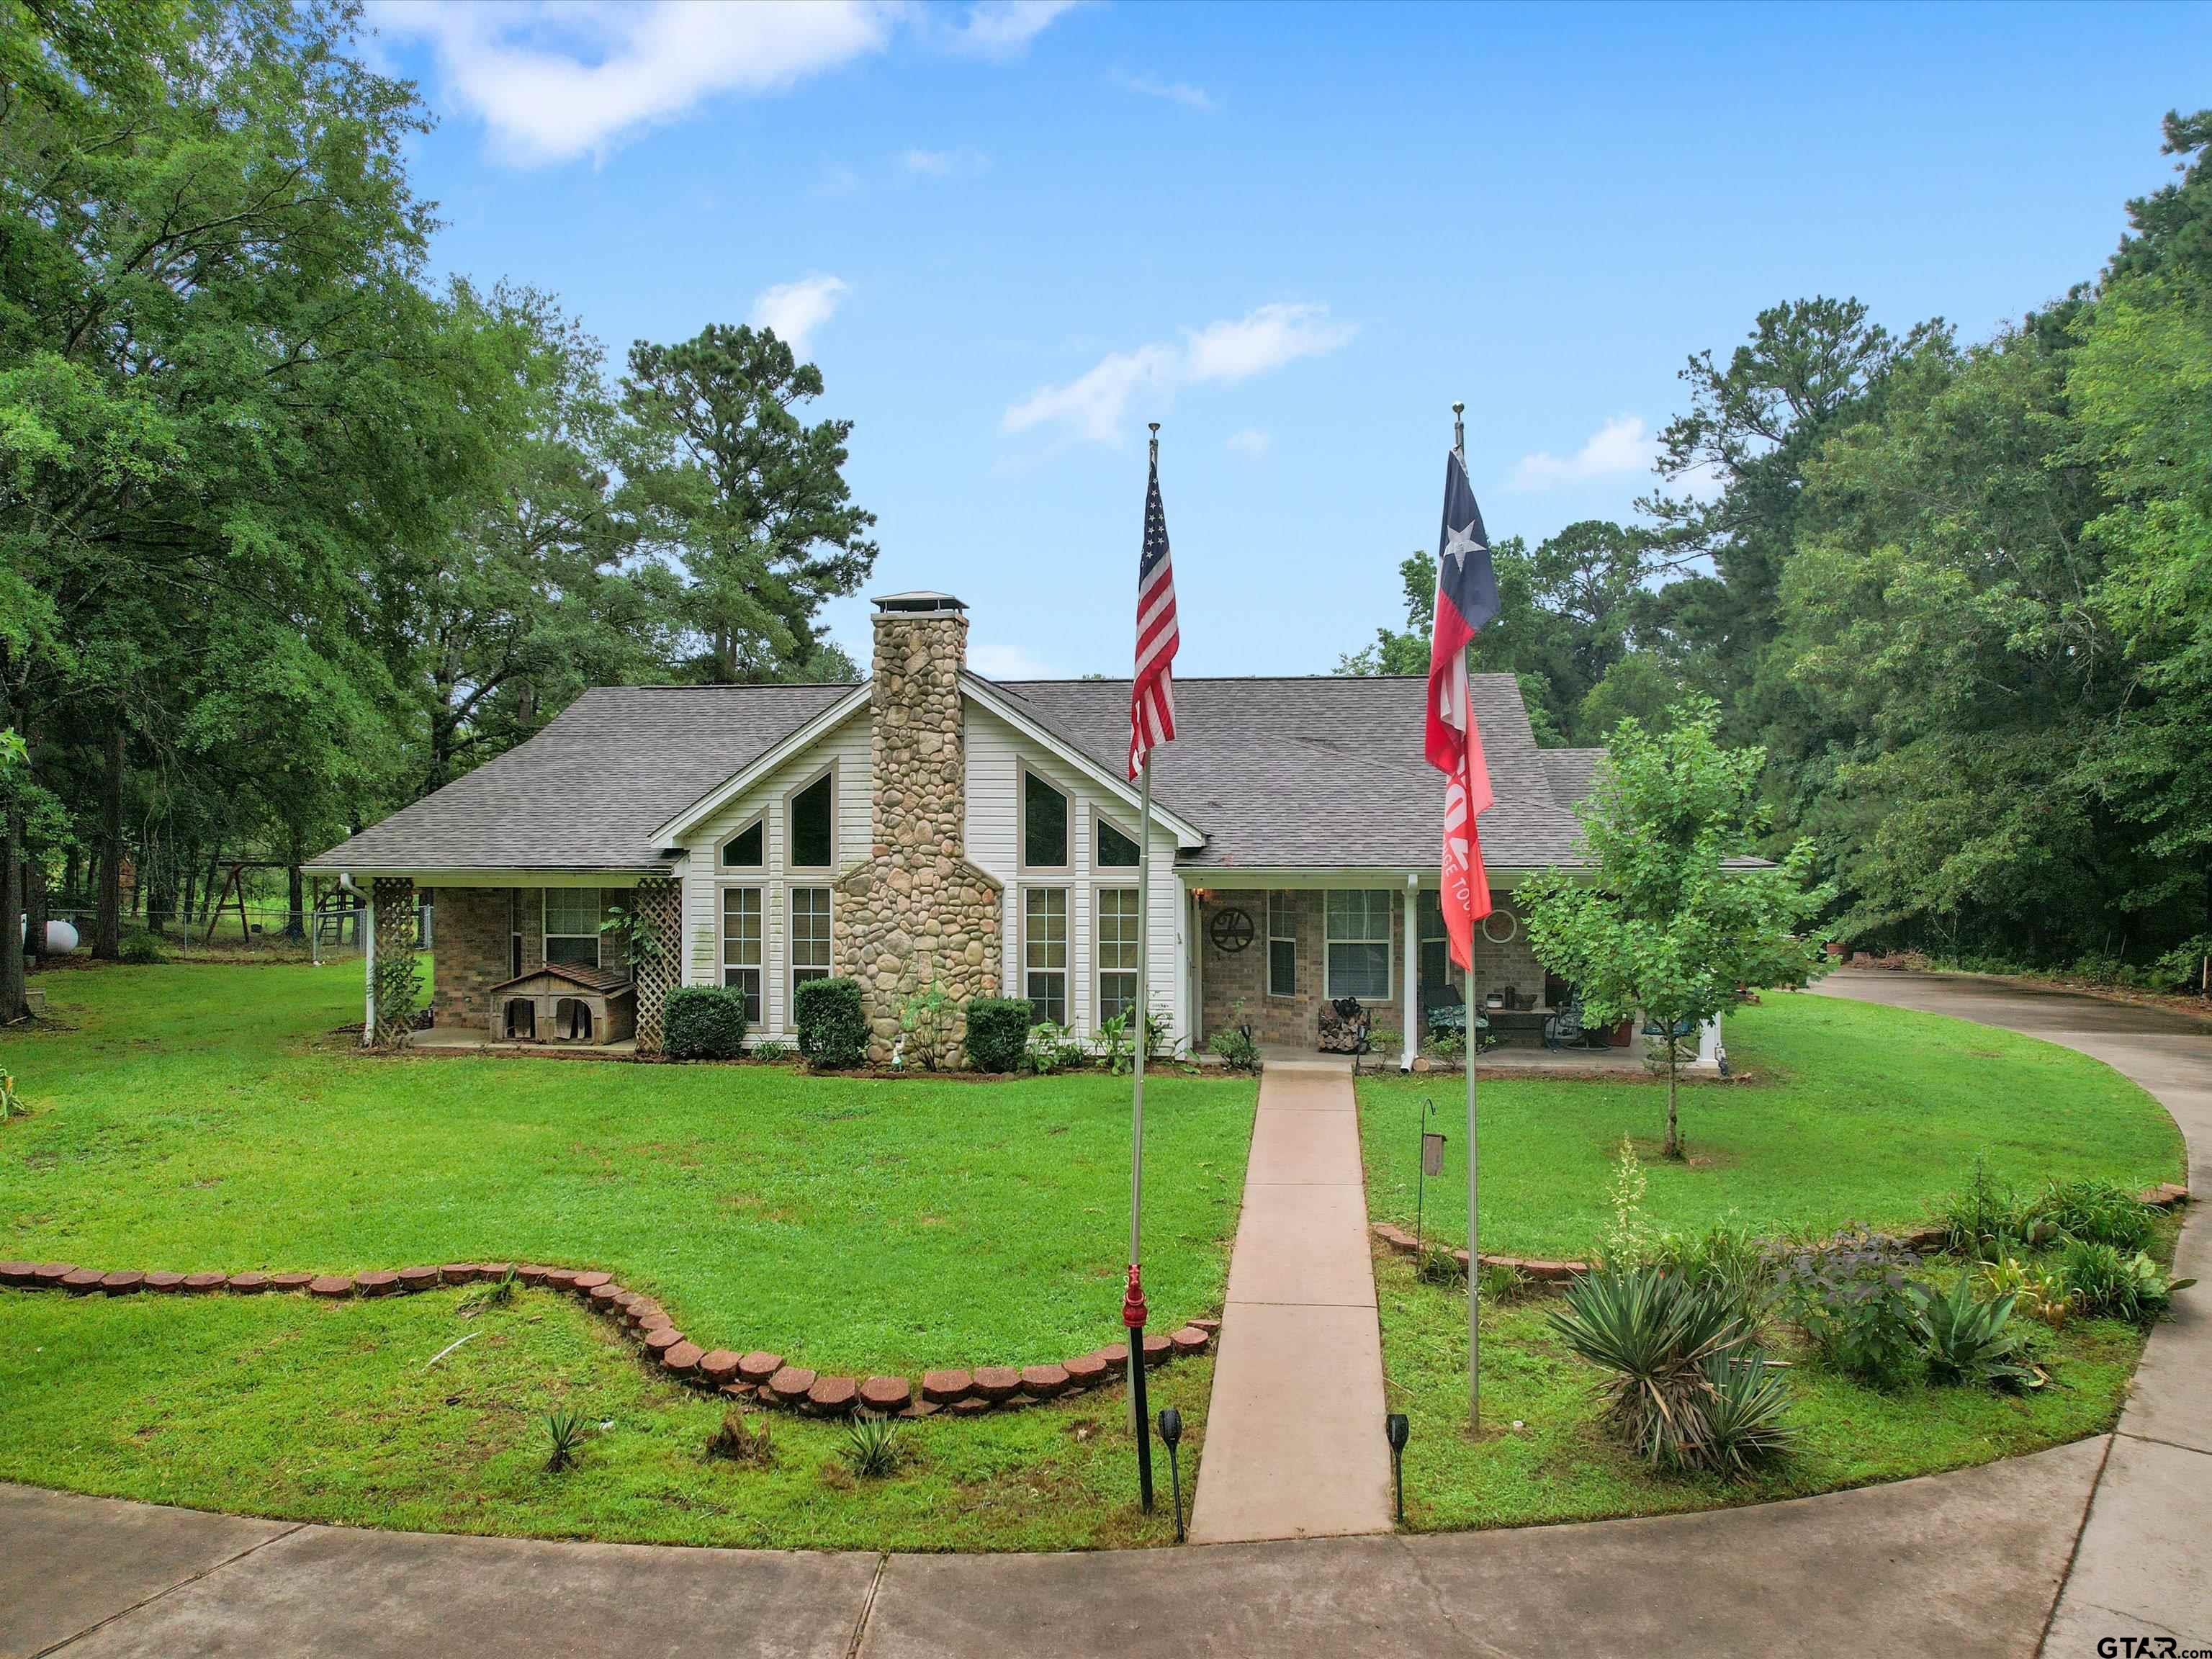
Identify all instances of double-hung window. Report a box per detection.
[1097,888,1140,1025]
[1417,889,1457,992]
[1267,891,1298,997]
[544,888,603,969]
[790,887,832,1000]
[1024,888,1069,1026]
[1325,890,1393,1001]
[721,887,763,1023]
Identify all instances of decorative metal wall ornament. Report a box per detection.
[1480,907,1519,945]
[1208,907,1255,954]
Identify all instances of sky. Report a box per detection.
[364,0,2212,680]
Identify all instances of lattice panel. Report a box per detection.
[630,876,681,1054]
[371,877,421,1047]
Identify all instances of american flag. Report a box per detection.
[1128,451,1179,778]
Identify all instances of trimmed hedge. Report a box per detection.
[965,997,1034,1073]
[795,976,868,1069]
[664,985,749,1060]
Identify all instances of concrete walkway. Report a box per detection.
[9,974,2206,1658]
[1187,1054,1393,1543]
[1817,971,2211,1654]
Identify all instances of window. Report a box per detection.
[790,886,832,999]
[544,888,603,968]
[1096,816,1140,868]
[790,775,834,869]
[1325,890,1393,1001]
[1023,770,1068,868]
[1267,891,1298,998]
[1023,888,1068,1025]
[1417,889,1458,992]
[1097,888,1140,1024]
[721,886,763,1023]
[508,889,525,979]
[721,819,763,868]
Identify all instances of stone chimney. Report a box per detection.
[832,593,1004,1062]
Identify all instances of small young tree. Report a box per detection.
[1519,698,1833,1159]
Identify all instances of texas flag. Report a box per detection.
[1424,447,1499,971]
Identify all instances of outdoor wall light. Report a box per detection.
[1385,1411,1411,1524]
[1156,1407,1187,1542]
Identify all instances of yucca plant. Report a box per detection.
[1549,1265,1762,1470]
[1915,1274,2036,1389]
[544,1408,588,1473]
[1696,1351,1796,1476]
[840,1411,904,1478]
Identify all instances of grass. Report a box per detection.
[0,1283,1206,1550]
[1372,1244,2149,1532]
[1362,993,2185,1259]
[1,961,1254,1376]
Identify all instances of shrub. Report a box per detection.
[1647,1223,1776,1327]
[1208,1023,1261,1073]
[1937,1154,2031,1260]
[839,1412,904,1478]
[705,1410,775,1467]
[118,932,164,965]
[2062,1241,2195,1323]
[1549,1264,1777,1471]
[964,997,1034,1072]
[544,1408,588,1473]
[1476,1259,1532,1303]
[1023,1021,1089,1075]
[1416,1246,1465,1286]
[2025,1177,2154,1251]
[897,980,954,1071]
[664,985,749,1060]
[795,976,868,1069]
[1915,1273,2036,1389]
[1775,1226,1924,1389]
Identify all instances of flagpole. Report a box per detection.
[1123,423,1160,1513]
[1455,398,1480,1436]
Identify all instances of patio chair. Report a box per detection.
[1420,980,1467,1035]
[1544,992,1586,1051]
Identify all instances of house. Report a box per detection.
[307,590,1657,1068]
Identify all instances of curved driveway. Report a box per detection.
[4,971,2203,1659]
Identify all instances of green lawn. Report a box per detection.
[1362,993,2185,1260]
[1,961,1255,1376]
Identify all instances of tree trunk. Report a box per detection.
[286,856,305,941]
[24,858,45,968]
[95,723,122,958]
[1664,1043,1682,1159]
[1,816,24,1023]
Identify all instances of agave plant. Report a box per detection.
[840,1411,904,1478]
[1549,1265,1763,1470]
[1915,1274,2036,1389]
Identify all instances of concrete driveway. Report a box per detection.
[6,971,2203,1658]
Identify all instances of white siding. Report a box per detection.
[964,700,1187,1050]
[675,709,871,1039]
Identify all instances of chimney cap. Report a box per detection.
[873,591,967,615]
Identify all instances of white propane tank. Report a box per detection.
[17,917,80,952]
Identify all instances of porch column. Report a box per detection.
[629,875,682,1056]
[370,876,421,1047]
[1698,1012,1724,1069]
[1401,876,1418,1073]
[360,886,374,1047]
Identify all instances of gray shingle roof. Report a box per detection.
[306,683,855,873]
[310,673,1602,874]
[992,675,1594,870]
[1538,748,1608,809]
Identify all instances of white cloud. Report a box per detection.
[970,641,1056,678]
[1511,415,1660,491]
[1226,428,1270,457]
[900,146,989,177]
[372,0,1077,166]
[1003,304,1354,446]
[943,0,1082,59]
[750,275,850,356]
[1115,71,1214,111]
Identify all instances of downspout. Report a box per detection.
[1401,872,1419,1073]
[340,873,371,1046]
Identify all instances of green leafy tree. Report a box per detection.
[617,324,876,683]
[1518,699,1833,1158]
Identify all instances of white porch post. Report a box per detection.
[361,889,376,1046]
[1401,876,1418,1072]
[1698,1012,1723,1068]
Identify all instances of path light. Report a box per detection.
[1385,1412,1410,1524]
[1156,1407,1186,1542]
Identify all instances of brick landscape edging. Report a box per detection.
[0,1259,1216,1419]
[1372,1181,2192,1282]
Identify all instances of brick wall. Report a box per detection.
[1197,886,1546,1053]
[426,886,516,1032]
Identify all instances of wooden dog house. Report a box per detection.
[488,963,636,1047]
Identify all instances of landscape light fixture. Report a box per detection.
[1156,1406,1186,1542]
[1385,1412,1411,1524]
